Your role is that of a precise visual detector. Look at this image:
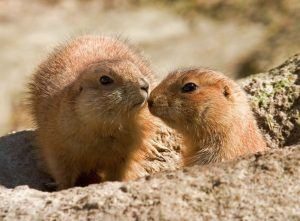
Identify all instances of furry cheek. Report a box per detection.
[105,89,123,104]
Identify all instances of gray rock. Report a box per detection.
[0,130,52,190]
[242,54,300,148]
[0,146,299,221]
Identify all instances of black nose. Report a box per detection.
[148,99,153,108]
[139,78,149,93]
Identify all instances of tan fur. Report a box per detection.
[28,35,156,189]
[148,68,267,166]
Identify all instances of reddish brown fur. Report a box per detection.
[29,35,156,189]
[148,68,267,166]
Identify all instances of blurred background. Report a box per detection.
[0,0,299,135]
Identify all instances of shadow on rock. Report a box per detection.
[0,130,52,191]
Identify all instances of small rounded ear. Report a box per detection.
[223,85,231,98]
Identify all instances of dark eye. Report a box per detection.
[182,82,198,93]
[100,75,113,85]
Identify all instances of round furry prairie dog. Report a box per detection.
[148,68,267,166]
[29,35,156,190]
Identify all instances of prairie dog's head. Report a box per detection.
[148,69,248,133]
[72,59,151,126]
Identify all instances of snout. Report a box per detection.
[138,78,149,102]
[147,94,179,127]
[148,94,168,107]
[147,99,154,108]
[138,77,149,101]
[138,78,149,94]
[147,93,169,117]
[131,78,150,108]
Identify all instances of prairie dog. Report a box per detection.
[148,68,267,166]
[29,35,155,189]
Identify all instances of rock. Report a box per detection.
[0,146,299,220]
[0,55,299,220]
[0,130,52,190]
[241,54,300,148]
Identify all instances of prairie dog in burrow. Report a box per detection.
[148,68,267,166]
[29,35,158,189]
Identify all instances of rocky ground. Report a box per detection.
[0,146,299,221]
[0,55,299,220]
